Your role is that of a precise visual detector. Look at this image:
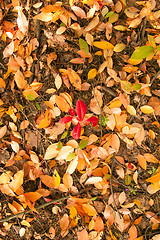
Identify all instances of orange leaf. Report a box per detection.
[128,225,137,240]
[63,172,73,189]
[60,213,69,231]
[82,204,97,216]
[146,171,160,191]
[77,228,89,240]
[138,154,147,170]
[68,68,81,90]
[70,206,77,219]
[94,216,104,231]
[144,153,159,163]
[55,95,70,112]
[40,175,56,188]
[24,192,41,202]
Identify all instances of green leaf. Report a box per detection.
[120,81,132,93]
[66,152,76,161]
[27,94,36,101]
[105,11,114,18]
[79,139,88,149]
[58,141,63,150]
[99,115,109,126]
[132,83,142,91]
[61,131,68,139]
[125,174,132,185]
[35,102,40,110]
[79,38,89,56]
[130,46,154,60]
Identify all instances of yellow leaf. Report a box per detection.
[127,105,136,115]
[114,43,125,52]
[0,78,6,88]
[128,58,143,65]
[146,171,160,191]
[93,41,114,50]
[140,105,154,114]
[70,206,77,219]
[88,68,97,79]
[38,118,50,129]
[52,169,60,188]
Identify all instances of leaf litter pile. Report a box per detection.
[0,0,160,239]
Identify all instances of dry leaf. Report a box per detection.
[93,41,114,50]
[15,70,27,89]
[138,154,147,170]
[77,228,89,240]
[84,16,99,32]
[17,7,28,34]
[9,170,24,192]
[3,41,14,58]
[40,175,56,188]
[0,125,7,139]
[140,105,154,114]
[55,95,70,112]
[34,12,53,22]
[128,225,137,240]
[44,143,59,160]
[82,204,97,216]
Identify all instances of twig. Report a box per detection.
[0,195,69,223]
[110,153,121,218]
[16,101,53,145]
[141,17,147,41]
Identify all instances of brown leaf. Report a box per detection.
[148,97,160,116]
[68,68,81,90]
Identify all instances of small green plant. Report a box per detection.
[147,167,158,175]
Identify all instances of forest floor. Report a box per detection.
[0,0,160,239]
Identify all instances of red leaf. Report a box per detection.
[59,116,72,123]
[76,99,87,121]
[69,109,75,117]
[72,122,81,139]
[86,116,98,127]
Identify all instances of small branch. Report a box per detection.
[0,195,69,223]
[110,153,121,218]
